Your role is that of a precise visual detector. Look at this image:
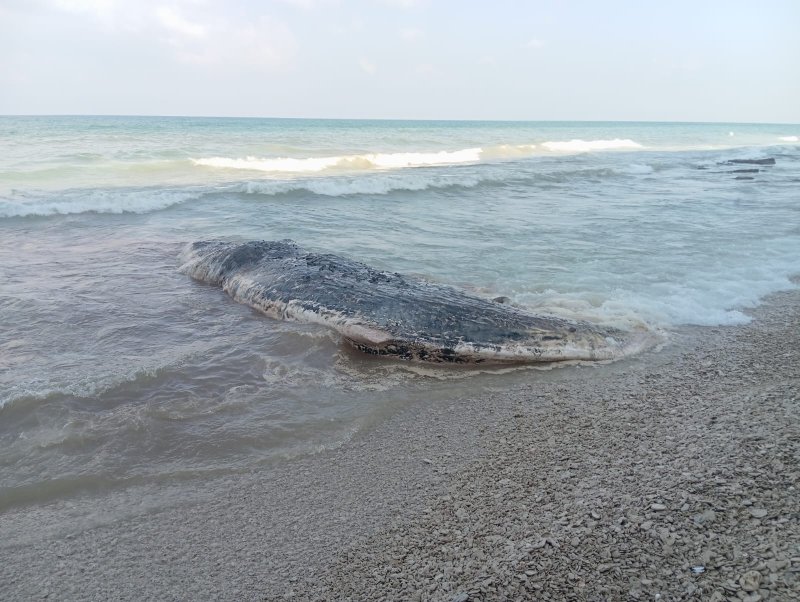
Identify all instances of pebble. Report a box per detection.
[739,571,762,592]
[6,292,800,602]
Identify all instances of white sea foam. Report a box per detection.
[0,189,199,218]
[192,148,484,173]
[192,139,645,175]
[779,135,798,142]
[479,144,538,159]
[541,138,644,153]
[614,163,654,175]
[236,172,487,196]
[512,249,799,330]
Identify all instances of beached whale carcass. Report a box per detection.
[180,240,653,363]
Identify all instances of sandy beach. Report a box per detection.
[2,289,798,601]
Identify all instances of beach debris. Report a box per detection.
[748,508,768,518]
[739,570,762,592]
[706,156,776,179]
[691,566,706,574]
[693,509,717,526]
[724,157,776,165]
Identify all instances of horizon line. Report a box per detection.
[1,114,799,127]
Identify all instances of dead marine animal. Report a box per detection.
[180,240,654,363]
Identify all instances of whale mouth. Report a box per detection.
[180,240,658,364]
[342,328,656,364]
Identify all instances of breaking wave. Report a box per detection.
[191,139,645,174]
[1,159,661,217]
[233,172,489,197]
[541,138,643,152]
[0,188,200,218]
[192,148,484,173]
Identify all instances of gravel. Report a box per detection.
[1,290,798,601]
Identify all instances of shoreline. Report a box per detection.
[1,290,798,600]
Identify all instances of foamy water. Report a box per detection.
[1,116,798,511]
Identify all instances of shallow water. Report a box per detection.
[1,117,798,510]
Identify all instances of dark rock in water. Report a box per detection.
[735,176,755,180]
[180,240,654,364]
[732,169,759,173]
[725,158,775,166]
[492,296,511,304]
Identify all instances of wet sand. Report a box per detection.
[1,290,798,601]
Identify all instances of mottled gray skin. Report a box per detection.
[181,240,648,364]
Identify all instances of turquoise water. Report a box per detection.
[1,116,798,509]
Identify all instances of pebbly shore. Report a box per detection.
[1,290,798,601]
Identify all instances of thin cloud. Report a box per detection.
[359,57,377,75]
[50,0,127,29]
[381,0,424,8]
[275,0,339,9]
[49,1,297,71]
[174,17,297,70]
[399,27,423,41]
[524,38,545,49]
[155,6,206,38]
[52,0,115,16]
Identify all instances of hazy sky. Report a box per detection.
[2,0,799,122]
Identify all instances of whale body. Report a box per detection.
[180,240,653,364]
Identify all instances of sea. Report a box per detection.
[1,116,798,513]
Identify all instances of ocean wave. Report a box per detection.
[0,158,662,218]
[192,148,484,173]
[613,163,654,175]
[233,172,489,197]
[191,139,645,175]
[512,255,799,330]
[779,135,798,142]
[0,188,200,218]
[233,162,653,198]
[1,361,169,411]
[541,138,643,152]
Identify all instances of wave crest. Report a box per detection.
[191,139,645,175]
[236,172,487,197]
[0,188,199,218]
[192,148,484,173]
[541,138,643,152]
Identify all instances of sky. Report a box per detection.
[1,0,799,122]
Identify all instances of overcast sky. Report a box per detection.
[1,0,799,122]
